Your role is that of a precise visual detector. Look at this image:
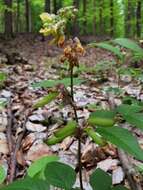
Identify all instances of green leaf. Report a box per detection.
[0,99,7,109]
[32,78,84,89]
[27,155,59,178]
[0,72,7,87]
[1,177,49,190]
[122,96,143,106]
[89,168,112,190]
[0,166,6,184]
[111,186,129,190]
[96,126,143,160]
[116,104,143,115]
[33,92,59,108]
[90,42,123,59]
[122,113,143,130]
[0,72,7,82]
[45,161,76,189]
[113,38,143,53]
[88,110,116,127]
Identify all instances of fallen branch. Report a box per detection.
[118,149,143,190]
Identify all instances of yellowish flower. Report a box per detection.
[39,28,51,36]
[40,13,53,22]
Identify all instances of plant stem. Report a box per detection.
[70,66,84,190]
[70,66,74,101]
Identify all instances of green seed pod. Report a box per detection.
[54,120,77,138]
[85,128,106,146]
[88,110,115,127]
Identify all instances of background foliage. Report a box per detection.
[0,0,142,38]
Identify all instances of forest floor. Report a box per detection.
[0,35,143,189]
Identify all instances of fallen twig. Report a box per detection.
[6,107,31,183]
[118,149,143,190]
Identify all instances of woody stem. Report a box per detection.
[70,66,74,101]
[70,66,84,190]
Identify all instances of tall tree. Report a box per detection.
[125,0,132,37]
[53,0,57,14]
[4,0,13,38]
[82,0,87,34]
[45,0,51,13]
[72,0,80,35]
[99,0,104,35]
[16,0,20,33]
[93,0,96,35]
[73,0,80,8]
[136,0,142,37]
[25,0,31,32]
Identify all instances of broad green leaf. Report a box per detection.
[113,38,143,53]
[96,126,143,160]
[33,92,59,108]
[32,78,84,89]
[0,166,6,184]
[122,96,143,106]
[88,110,116,127]
[27,155,59,178]
[123,113,143,130]
[111,186,129,190]
[116,104,142,115]
[1,177,49,190]
[45,161,76,189]
[90,42,123,59]
[89,168,112,190]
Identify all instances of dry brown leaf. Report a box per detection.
[16,149,26,166]
[26,143,53,161]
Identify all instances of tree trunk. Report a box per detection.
[93,0,96,35]
[99,0,103,35]
[57,0,62,10]
[83,0,87,34]
[73,0,80,8]
[25,0,31,32]
[125,0,132,37]
[110,0,114,36]
[45,0,51,13]
[136,0,141,37]
[53,0,57,14]
[16,0,20,33]
[72,0,80,35]
[4,0,13,38]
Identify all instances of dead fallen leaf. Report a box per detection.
[112,166,124,185]
[0,133,9,154]
[26,121,47,132]
[26,142,53,161]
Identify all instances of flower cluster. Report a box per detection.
[39,6,77,47]
[60,38,85,68]
[57,6,77,20]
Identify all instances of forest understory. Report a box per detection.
[1,35,143,190]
